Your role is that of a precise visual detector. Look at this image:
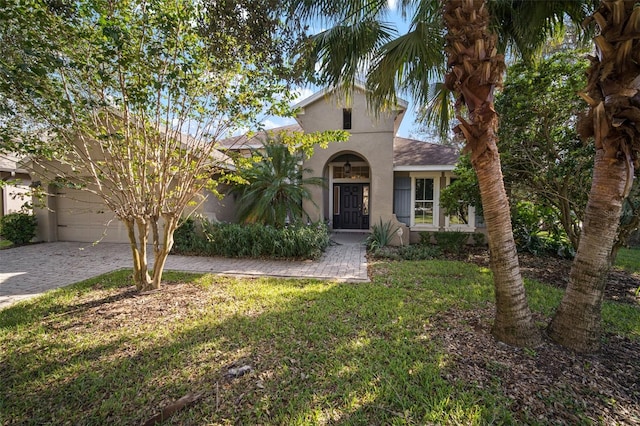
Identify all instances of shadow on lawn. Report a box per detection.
[0,270,505,425]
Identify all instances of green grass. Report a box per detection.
[0,239,13,249]
[615,247,640,274]
[0,261,638,425]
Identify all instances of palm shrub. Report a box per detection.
[230,134,325,227]
[0,212,37,245]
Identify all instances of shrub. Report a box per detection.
[172,220,329,260]
[366,219,398,250]
[397,244,441,260]
[172,217,197,254]
[420,231,470,253]
[472,232,486,246]
[0,212,37,244]
[369,244,441,261]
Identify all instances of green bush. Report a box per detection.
[172,219,329,260]
[419,231,469,253]
[172,217,197,253]
[0,212,37,244]
[370,244,441,261]
[512,201,574,258]
[472,232,486,246]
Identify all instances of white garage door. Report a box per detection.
[55,189,130,243]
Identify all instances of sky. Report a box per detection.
[262,1,421,139]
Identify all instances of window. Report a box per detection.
[343,108,352,130]
[414,178,434,225]
[333,165,369,179]
[333,186,340,215]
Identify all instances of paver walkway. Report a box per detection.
[0,233,369,310]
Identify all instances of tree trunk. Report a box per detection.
[548,152,628,352]
[474,144,541,346]
[443,0,540,347]
[150,215,177,289]
[548,0,640,352]
[125,217,154,291]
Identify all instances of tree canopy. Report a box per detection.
[0,0,296,290]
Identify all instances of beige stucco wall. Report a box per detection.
[298,90,405,234]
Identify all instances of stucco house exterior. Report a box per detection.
[30,85,480,244]
[0,154,32,218]
[222,86,481,244]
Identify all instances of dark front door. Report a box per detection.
[340,184,363,229]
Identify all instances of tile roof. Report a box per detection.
[393,137,459,167]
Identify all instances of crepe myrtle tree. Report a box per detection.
[0,0,298,291]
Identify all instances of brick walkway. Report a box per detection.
[0,233,368,310]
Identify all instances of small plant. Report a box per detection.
[366,219,398,250]
[0,212,37,245]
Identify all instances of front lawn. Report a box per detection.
[615,246,640,274]
[1,261,638,425]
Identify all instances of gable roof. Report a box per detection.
[217,124,303,151]
[294,82,409,111]
[393,137,459,171]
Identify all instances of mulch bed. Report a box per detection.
[435,248,640,424]
[457,247,640,305]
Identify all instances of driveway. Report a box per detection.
[0,234,369,310]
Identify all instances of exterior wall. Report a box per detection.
[299,90,402,229]
[1,179,31,216]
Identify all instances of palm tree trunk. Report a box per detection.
[549,0,640,352]
[444,0,540,347]
[548,152,628,352]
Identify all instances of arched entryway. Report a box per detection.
[327,152,370,230]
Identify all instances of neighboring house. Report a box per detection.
[29,85,480,244]
[29,127,233,244]
[0,154,32,218]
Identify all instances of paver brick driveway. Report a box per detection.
[0,236,368,310]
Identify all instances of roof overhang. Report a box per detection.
[393,165,457,172]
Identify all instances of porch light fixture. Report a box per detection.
[344,160,351,177]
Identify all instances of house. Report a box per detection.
[30,86,480,244]
[221,86,481,244]
[0,154,32,218]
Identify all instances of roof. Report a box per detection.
[217,124,303,151]
[393,137,459,171]
[294,82,409,111]
[0,154,29,176]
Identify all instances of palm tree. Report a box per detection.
[291,0,590,347]
[548,1,640,352]
[231,134,325,227]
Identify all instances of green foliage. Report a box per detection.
[472,232,486,246]
[496,49,593,250]
[0,212,37,245]
[370,244,442,261]
[231,134,341,228]
[421,231,469,254]
[172,218,198,254]
[512,201,575,258]
[440,154,482,216]
[0,0,298,289]
[172,220,330,260]
[366,219,398,250]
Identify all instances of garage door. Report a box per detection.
[55,189,130,243]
